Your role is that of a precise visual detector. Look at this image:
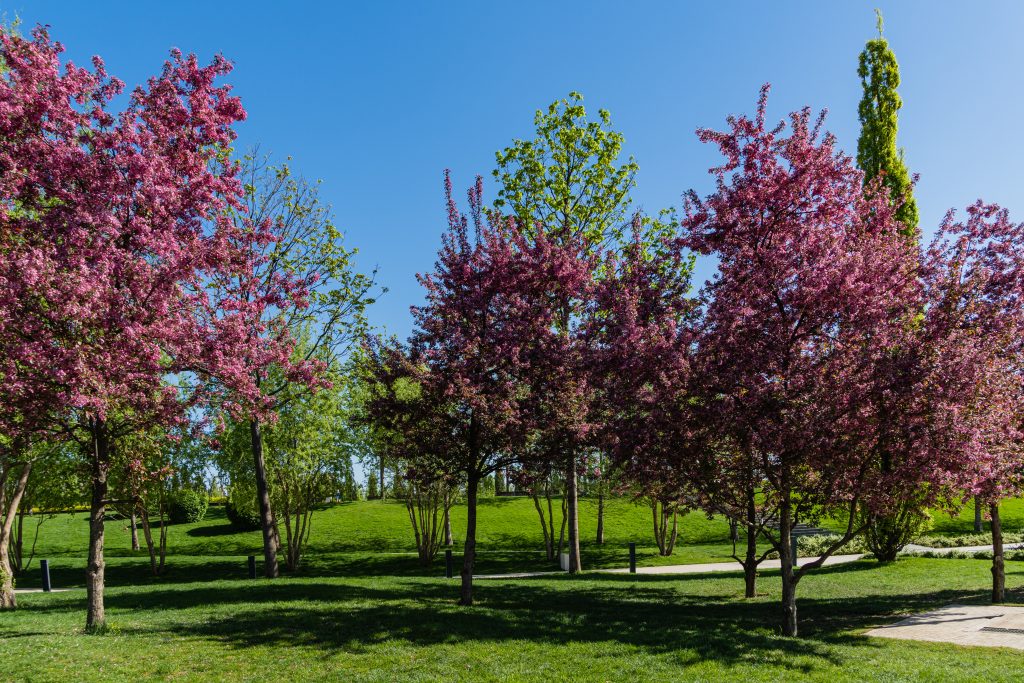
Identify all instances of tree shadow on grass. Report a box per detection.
[121,573,1008,676]
[15,558,1024,679]
[186,524,248,537]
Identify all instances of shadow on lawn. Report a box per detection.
[118,571,1020,675]
[16,560,1024,675]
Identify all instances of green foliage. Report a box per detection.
[492,92,638,247]
[225,487,262,531]
[856,10,919,234]
[166,489,208,525]
[913,531,1024,548]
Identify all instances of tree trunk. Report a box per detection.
[86,420,111,631]
[974,498,983,533]
[140,508,158,576]
[991,501,1004,603]
[779,492,798,637]
[249,419,279,578]
[532,491,554,561]
[744,492,758,598]
[459,473,479,606]
[565,456,581,574]
[596,491,605,545]
[379,457,386,500]
[0,461,32,610]
[443,504,453,546]
[13,501,25,572]
[129,511,140,551]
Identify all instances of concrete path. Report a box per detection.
[867,603,1024,650]
[13,588,73,594]
[902,542,1024,555]
[474,553,864,580]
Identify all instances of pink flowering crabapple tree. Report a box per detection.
[0,28,308,629]
[590,217,699,558]
[679,86,925,637]
[406,173,561,605]
[919,202,1024,602]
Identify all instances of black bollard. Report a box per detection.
[247,555,257,579]
[40,559,51,592]
[628,542,636,574]
[791,534,798,568]
[445,549,453,579]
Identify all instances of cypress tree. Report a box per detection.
[857,10,918,236]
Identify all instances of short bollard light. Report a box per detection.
[247,555,257,579]
[629,542,637,574]
[791,535,799,568]
[40,559,52,592]
[445,549,453,579]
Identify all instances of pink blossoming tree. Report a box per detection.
[0,28,306,628]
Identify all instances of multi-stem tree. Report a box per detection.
[681,86,922,637]
[920,202,1024,602]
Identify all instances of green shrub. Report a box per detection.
[225,485,262,530]
[765,533,867,559]
[166,489,209,524]
[912,532,1024,548]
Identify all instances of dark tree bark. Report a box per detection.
[443,504,453,546]
[991,501,1004,603]
[459,473,480,606]
[778,491,798,637]
[86,419,111,631]
[975,498,983,533]
[596,491,605,545]
[249,418,279,578]
[743,494,759,598]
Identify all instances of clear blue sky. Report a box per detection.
[10,1,1024,340]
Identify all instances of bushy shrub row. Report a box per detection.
[912,532,1024,548]
[764,533,869,560]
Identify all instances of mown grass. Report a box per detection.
[18,495,1022,588]
[21,497,746,579]
[4,557,1024,681]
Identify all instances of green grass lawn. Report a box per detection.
[18,495,1024,588]
[6,496,1024,681]
[21,496,747,580]
[4,557,1024,681]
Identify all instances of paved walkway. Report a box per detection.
[867,603,1024,650]
[474,553,864,580]
[13,588,73,594]
[902,542,1024,555]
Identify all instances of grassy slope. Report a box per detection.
[24,497,740,577]
[3,558,1024,681]
[20,496,1024,586]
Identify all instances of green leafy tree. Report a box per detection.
[216,348,360,571]
[857,10,918,234]
[230,152,379,577]
[491,93,637,573]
